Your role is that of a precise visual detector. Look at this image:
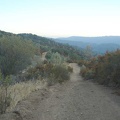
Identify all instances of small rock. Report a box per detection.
[56,96,59,98]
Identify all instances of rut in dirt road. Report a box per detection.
[1,63,120,120]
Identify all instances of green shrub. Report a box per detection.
[67,66,73,73]
[0,72,12,114]
[45,51,52,60]
[0,35,35,76]
[84,69,95,79]
[20,62,70,85]
[78,60,86,66]
[51,65,70,84]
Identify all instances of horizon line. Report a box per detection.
[1,29,120,38]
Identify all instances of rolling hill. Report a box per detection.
[54,36,120,54]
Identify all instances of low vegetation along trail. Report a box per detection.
[2,63,120,120]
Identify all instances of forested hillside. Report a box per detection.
[0,30,85,77]
[18,33,87,62]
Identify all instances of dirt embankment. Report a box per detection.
[1,63,120,120]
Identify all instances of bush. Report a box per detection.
[0,72,12,114]
[0,35,35,76]
[80,65,95,80]
[50,65,70,84]
[84,69,95,79]
[78,60,86,66]
[80,50,120,87]
[45,51,52,60]
[67,66,73,73]
[21,63,70,85]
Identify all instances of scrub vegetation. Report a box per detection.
[1,30,120,115]
[0,30,82,113]
[79,50,120,87]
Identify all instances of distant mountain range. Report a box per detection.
[54,36,120,54]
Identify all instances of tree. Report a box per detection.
[50,52,63,65]
[0,71,12,114]
[84,45,93,60]
[0,35,35,76]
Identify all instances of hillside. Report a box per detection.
[0,30,96,79]
[18,33,85,61]
[0,30,90,81]
[0,31,120,119]
[56,36,120,44]
[1,30,120,119]
[0,30,85,114]
[54,36,120,54]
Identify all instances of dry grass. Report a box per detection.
[0,80,47,112]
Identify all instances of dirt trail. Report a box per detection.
[1,63,120,120]
[41,52,47,61]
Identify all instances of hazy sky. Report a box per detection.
[0,0,120,37]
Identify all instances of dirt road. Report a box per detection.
[1,63,120,120]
